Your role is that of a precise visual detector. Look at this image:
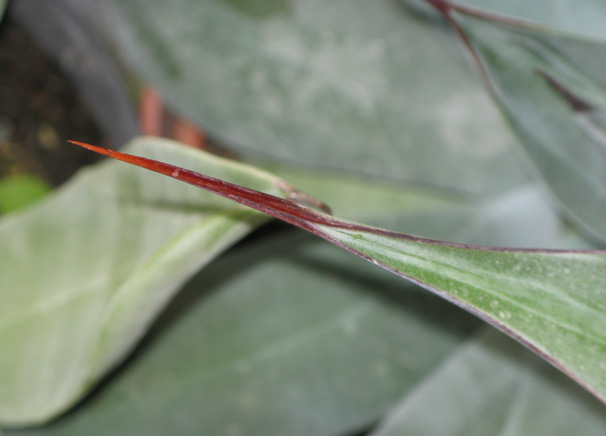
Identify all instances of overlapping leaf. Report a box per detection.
[372,328,606,436]
[4,234,480,436]
[458,16,606,241]
[5,148,582,435]
[103,0,528,195]
[76,143,606,404]
[5,0,606,432]
[0,137,286,426]
[2,138,581,430]
[453,0,606,42]
[400,0,606,242]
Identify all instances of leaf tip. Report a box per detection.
[68,140,112,156]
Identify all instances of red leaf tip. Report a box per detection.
[68,140,112,156]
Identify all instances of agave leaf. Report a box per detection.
[0,137,288,425]
[76,142,606,403]
[315,225,606,402]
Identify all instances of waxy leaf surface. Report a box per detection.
[315,223,606,402]
[453,15,606,241]
[4,234,479,436]
[81,143,606,404]
[104,0,528,194]
[373,328,606,436]
[454,0,606,41]
[265,162,573,248]
[0,137,285,425]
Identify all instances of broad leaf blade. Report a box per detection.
[4,234,479,436]
[0,175,51,214]
[0,137,286,425]
[75,143,606,403]
[442,12,606,241]
[316,224,606,402]
[453,0,606,41]
[373,328,606,436]
[103,0,529,195]
[11,149,564,434]
[264,162,574,247]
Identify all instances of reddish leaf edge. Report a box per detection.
[69,140,606,403]
[68,140,603,255]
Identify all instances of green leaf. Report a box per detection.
[104,0,529,195]
[256,162,467,226]
[451,0,606,41]
[316,224,606,402]
[372,328,606,436]
[7,143,561,434]
[76,144,606,404]
[436,10,606,241]
[0,175,51,214]
[0,137,286,426]
[0,0,7,22]
[261,162,579,248]
[4,234,479,435]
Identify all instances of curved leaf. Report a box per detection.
[4,234,479,436]
[103,0,528,194]
[316,226,606,402]
[78,143,606,404]
[451,0,606,41]
[373,328,606,436]
[407,1,606,242]
[456,17,606,241]
[0,137,287,425]
[263,162,576,248]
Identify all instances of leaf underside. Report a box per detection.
[0,138,285,426]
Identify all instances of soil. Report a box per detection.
[0,13,104,187]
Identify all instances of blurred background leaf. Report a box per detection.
[0,138,284,425]
[4,138,593,433]
[5,234,480,436]
[450,0,606,41]
[102,0,531,195]
[0,174,50,214]
[455,14,606,242]
[372,328,606,436]
[1,0,605,433]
